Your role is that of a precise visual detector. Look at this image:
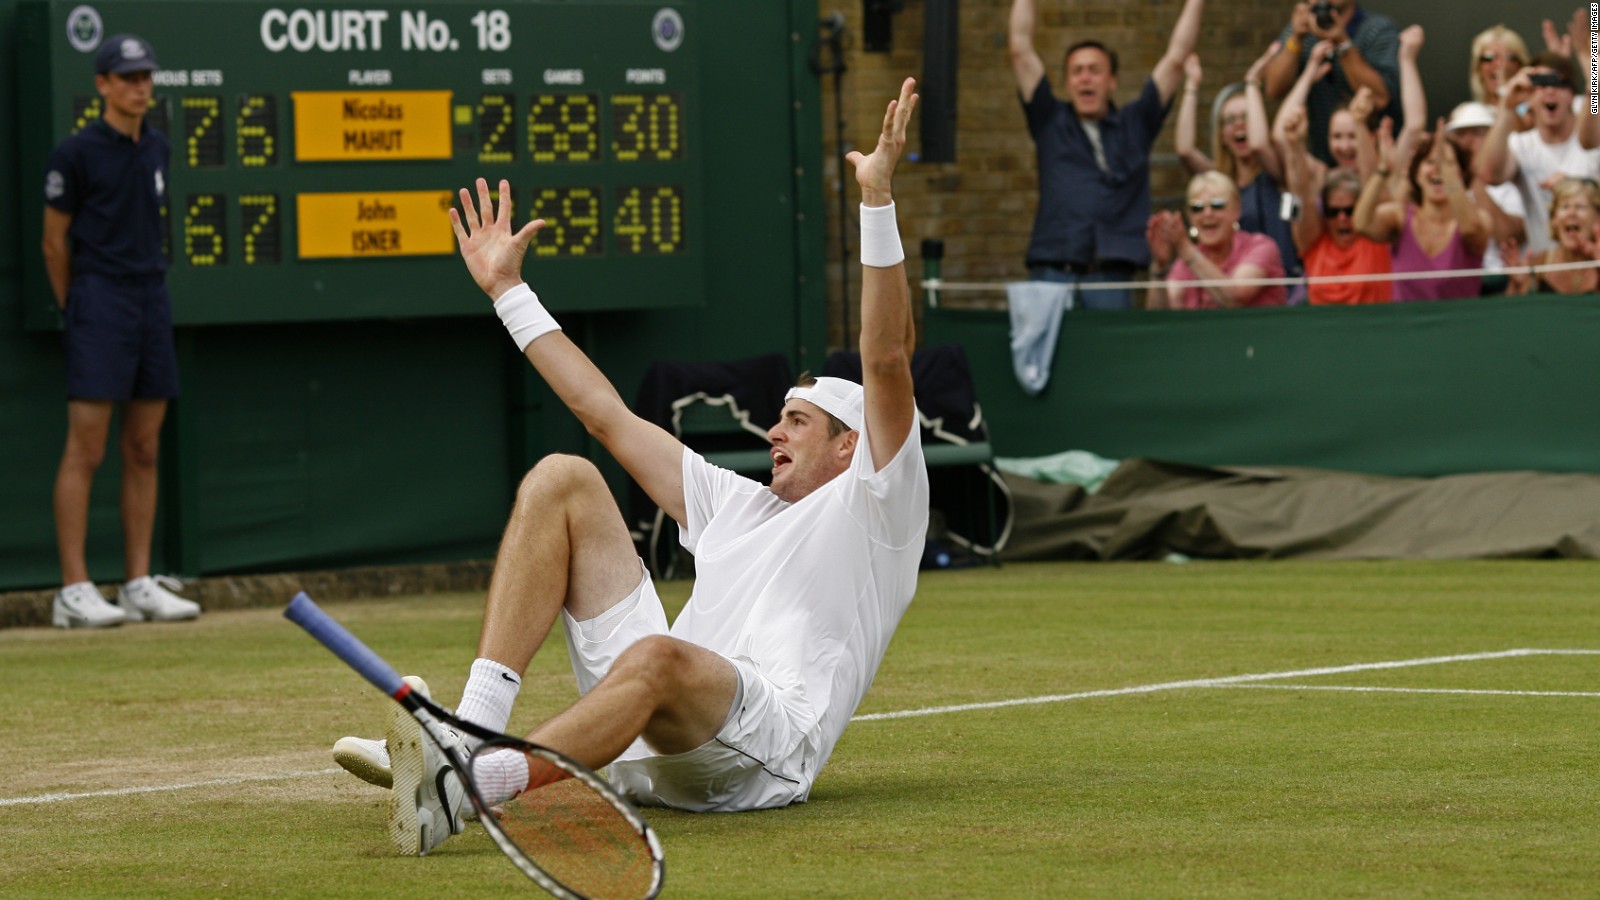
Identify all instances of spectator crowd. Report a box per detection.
[1010,0,1600,308]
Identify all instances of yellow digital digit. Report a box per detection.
[239,193,281,265]
[646,94,682,161]
[562,94,598,162]
[237,95,277,168]
[183,193,226,266]
[611,94,644,162]
[182,96,224,168]
[612,186,644,254]
[477,93,514,164]
[562,187,600,256]
[647,185,683,253]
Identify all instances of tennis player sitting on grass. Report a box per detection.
[331,78,930,855]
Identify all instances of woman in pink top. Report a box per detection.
[1354,122,1490,301]
[1146,171,1288,310]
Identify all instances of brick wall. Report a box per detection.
[816,0,1288,344]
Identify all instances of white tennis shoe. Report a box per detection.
[333,736,393,789]
[385,676,467,856]
[117,575,202,622]
[52,582,127,629]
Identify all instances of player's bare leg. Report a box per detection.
[478,453,645,671]
[528,634,738,771]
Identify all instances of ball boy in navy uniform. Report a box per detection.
[42,34,200,628]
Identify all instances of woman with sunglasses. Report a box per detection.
[1469,25,1533,132]
[1506,177,1600,295]
[1354,120,1491,301]
[1282,107,1392,304]
[1174,48,1302,298]
[1146,171,1287,309]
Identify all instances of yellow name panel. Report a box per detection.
[291,91,453,161]
[296,191,456,259]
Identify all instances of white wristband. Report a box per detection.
[859,202,905,268]
[493,283,560,352]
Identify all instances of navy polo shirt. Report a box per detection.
[1021,75,1171,269]
[44,118,170,278]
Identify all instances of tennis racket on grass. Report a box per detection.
[284,591,664,900]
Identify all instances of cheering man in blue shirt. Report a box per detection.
[1008,0,1206,309]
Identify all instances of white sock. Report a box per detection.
[472,748,531,805]
[455,658,522,749]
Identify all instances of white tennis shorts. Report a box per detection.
[559,563,811,812]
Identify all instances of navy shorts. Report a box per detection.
[62,273,180,401]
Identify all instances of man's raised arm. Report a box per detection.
[1008,0,1046,103]
[844,78,919,471]
[450,178,688,525]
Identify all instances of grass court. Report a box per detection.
[3,559,1596,897]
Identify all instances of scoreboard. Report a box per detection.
[17,0,704,327]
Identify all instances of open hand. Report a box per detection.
[449,177,546,300]
[845,77,919,206]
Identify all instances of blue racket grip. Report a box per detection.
[284,592,407,699]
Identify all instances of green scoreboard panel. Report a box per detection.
[17,0,702,327]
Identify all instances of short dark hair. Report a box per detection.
[1063,40,1118,76]
[1529,51,1578,90]
[1407,133,1472,205]
[792,372,848,437]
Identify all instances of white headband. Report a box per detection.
[784,376,864,432]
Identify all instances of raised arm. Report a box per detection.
[844,78,919,470]
[1151,0,1207,104]
[1264,5,1313,100]
[1431,117,1491,257]
[1353,171,1401,243]
[1391,24,1426,171]
[1245,43,1284,184]
[1175,55,1214,175]
[1008,0,1047,103]
[1281,107,1325,253]
[1477,70,1529,185]
[1274,42,1332,142]
[449,178,688,524]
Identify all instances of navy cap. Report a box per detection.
[94,34,158,76]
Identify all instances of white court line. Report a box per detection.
[1222,684,1600,699]
[850,648,1600,722]
[0,769,341,808]
[6,649,1597,807]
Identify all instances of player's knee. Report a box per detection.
[517,454,604,508]
[611,635,687,696]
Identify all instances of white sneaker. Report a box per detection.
[52,582,127,629]
[386,676,467,856]
[117,575,201,622]
[333,736,392,789]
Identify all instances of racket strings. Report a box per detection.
[480,751,658,900]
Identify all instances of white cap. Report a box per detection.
[784,377,864,432]
[1446,101,1497,132]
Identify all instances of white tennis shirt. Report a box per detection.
[671,417,929,783]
